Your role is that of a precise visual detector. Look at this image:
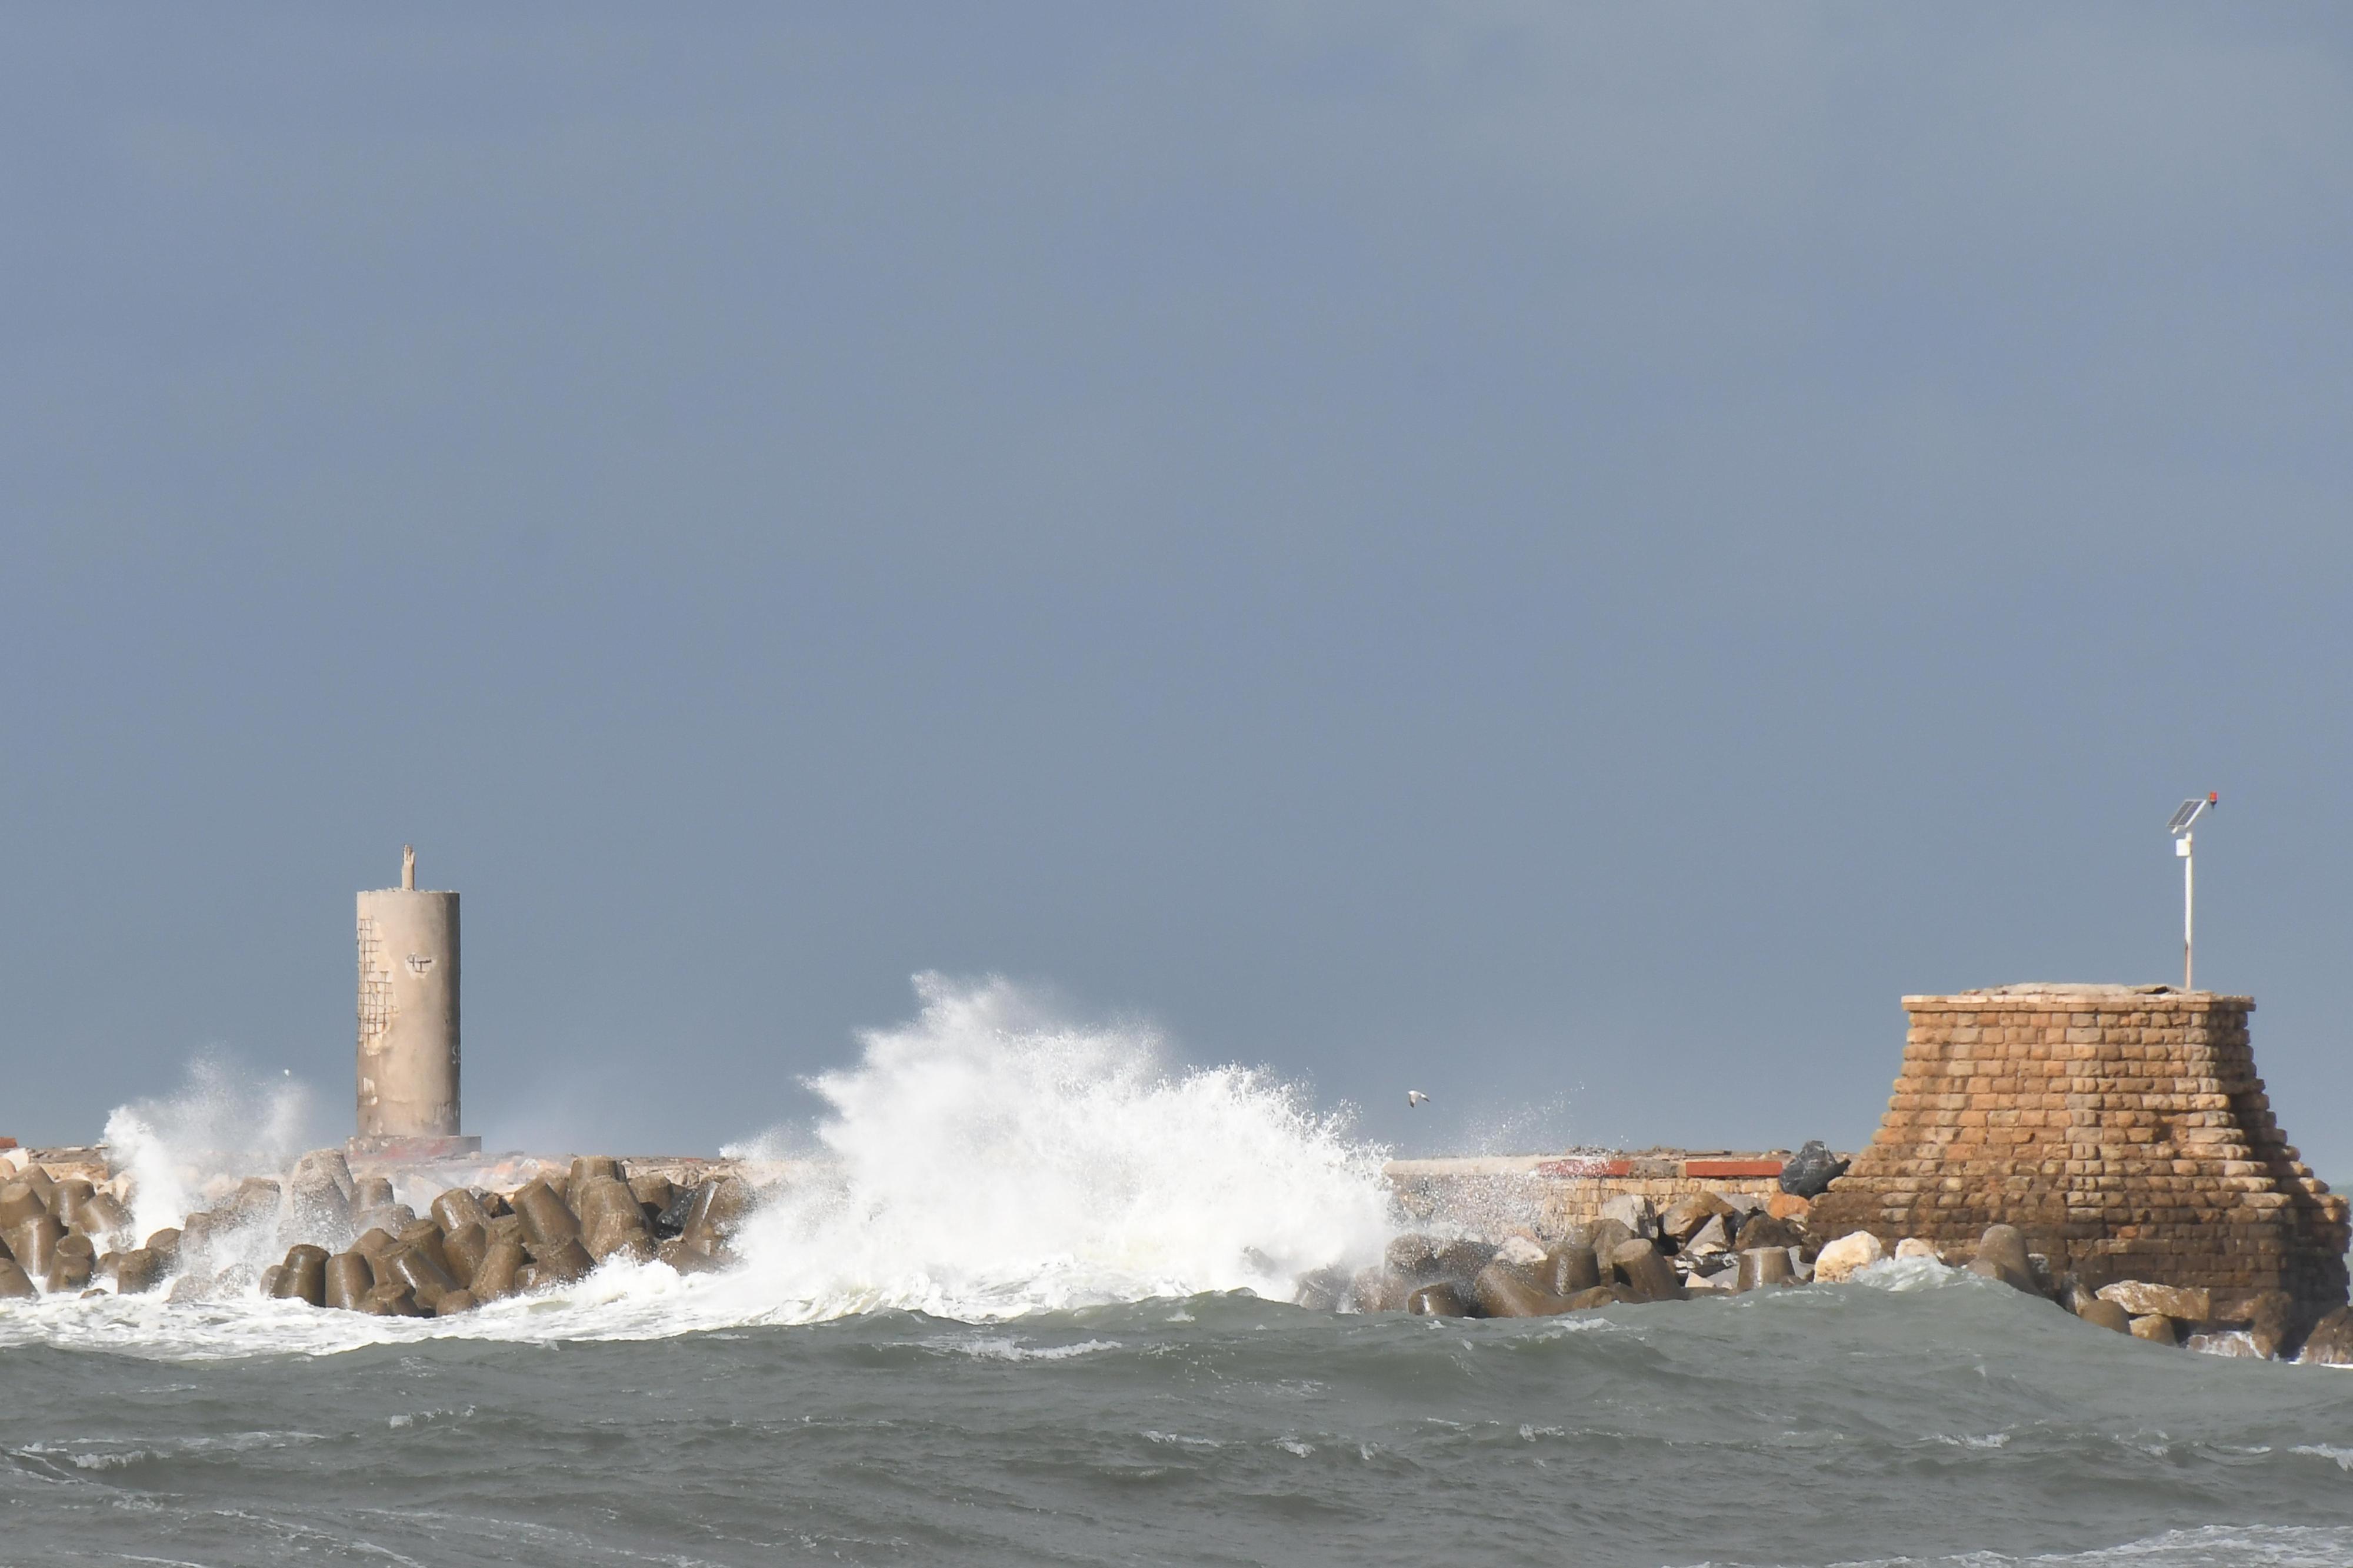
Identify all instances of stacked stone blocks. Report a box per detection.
[1811,986,2349,1309]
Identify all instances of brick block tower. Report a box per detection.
[1810,985,2348,1310]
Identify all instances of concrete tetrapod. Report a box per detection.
[111,1247,164,1296]
[272,1245,331,1306]
[1736,1247,1795,1292]
[45,1233,95,1293]
[469,1238,526,1300]
[11,1216,64,1279]
[443,1222,488,1287]
[1406,1282,1473,1317]
[384,1244,461,1311]
[429,1189,491,1238]
[1611,1240,1685,1302]
[1545,1243,1601,1296]
[0,1258,34,1298]
[1472,1261,1575,1317]
[512,1180,581,1247]
[324,1252,374,1312]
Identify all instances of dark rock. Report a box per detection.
[2299,1306,2353,1366]
[1779,1140,1849,1198]
[2246,1292,2294,1360]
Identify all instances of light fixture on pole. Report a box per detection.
[2166,792,2219,991]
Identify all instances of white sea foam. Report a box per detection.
[101,1054,321,1237]
[2,975,1401,1359]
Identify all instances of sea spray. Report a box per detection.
[101,1055,322,1240]
[718,973,1398,1320]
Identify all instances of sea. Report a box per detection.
[6,977,2353,1567]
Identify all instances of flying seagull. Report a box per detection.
[1406,1090,1431,1109]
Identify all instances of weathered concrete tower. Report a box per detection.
[351,846,479,1156]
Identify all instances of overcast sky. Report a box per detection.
[5,6,2351,1173]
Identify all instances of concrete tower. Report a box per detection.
[352,846,479,1156]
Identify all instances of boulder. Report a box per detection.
[1610,1240,1685,1302]
[1494,1235,1548,1267]
[1597,1195,1657,1239]
[1659,1194,1731,1244]
[2246,1292,2294,1361]
[1766,1191,1814,1222]
[2299,1306,2353,1366]
[1894,1238,1939,1260]
[1778,1141,1848,1199]
[1682,1215,1731,1257]
[2075,1299,2131,1333]
[1811,1232,1885,1284]
[1406,1282,1474,1317]
[2127,1314,2179,1346]
[2098,1281,2212,1322]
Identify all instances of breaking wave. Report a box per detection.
[3,975,1401,1358]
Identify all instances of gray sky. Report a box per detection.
[5,6,2351,1173]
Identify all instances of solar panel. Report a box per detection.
[2167,800,2202,834]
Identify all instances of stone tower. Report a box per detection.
[351,846,479,1156]
[1811,985,2348,1311]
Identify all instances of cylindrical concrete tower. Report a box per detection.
[354,845,475,1152]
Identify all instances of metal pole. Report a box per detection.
[2182,830,2194,992]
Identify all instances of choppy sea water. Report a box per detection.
[6,1268,2353,1568]
[14,978,2353,1565]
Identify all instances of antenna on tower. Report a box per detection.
[2167,792,2218,990]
